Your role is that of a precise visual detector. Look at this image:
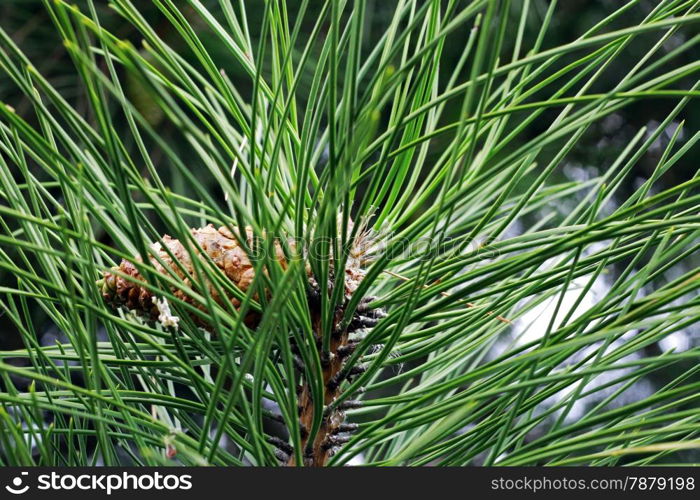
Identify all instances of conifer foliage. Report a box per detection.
[0,1,698,466]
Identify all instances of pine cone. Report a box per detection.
[98,224,291,325]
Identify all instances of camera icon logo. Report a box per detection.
[5,472,29,495]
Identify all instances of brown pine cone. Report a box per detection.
[98,224,292,325]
